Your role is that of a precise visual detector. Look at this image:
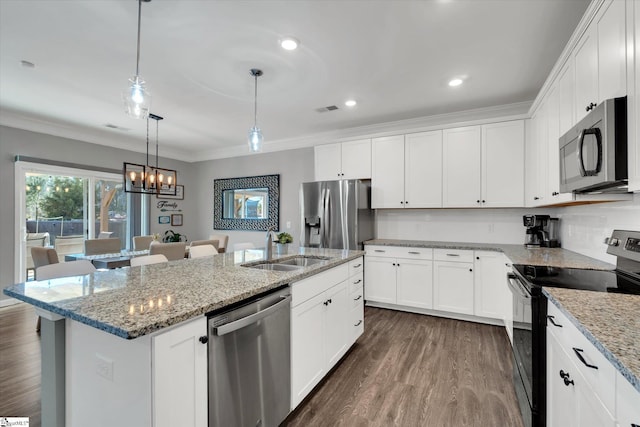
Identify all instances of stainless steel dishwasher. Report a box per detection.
[208,286,291,427]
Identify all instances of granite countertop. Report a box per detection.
[4,247,364,339]
[365,239,615,270]
[544,288,640,393]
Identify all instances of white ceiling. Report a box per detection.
[0,0,590,162]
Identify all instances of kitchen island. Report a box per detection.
[3,247,365,427]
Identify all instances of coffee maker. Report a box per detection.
[523,215,560,248]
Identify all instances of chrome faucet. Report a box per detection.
[265,226,276,260]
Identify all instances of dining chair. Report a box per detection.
[149,241,187,261]
[233,242,255,251]
[31,247,60,280]
[84,238,121,256]
[36,260,97,280]
[130,254,168,267]
[209,234,229,253]
[190,239,220,250]
[133,235,155,251]
[189,245,218,258]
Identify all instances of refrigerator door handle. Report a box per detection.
[322,188,330,248]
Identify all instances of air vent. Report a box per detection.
[316,105,339,113]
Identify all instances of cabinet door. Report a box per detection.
[558,59,576,136]
[364,256,397,304]
[325,281,349,367]
[443,126,482,207]
[546,86,574,204]
[474,251,507,320]
[433,260,474,315]
[371,135,405,208]
[153,317,208,427]
[405,131,442,208]
[291,293,326,408]
[574,28,599,122]
[314,143,342,181]
[341,139,372,180]
[576,378,616,427]
[481,121,524,207]
[547,331,578,427]
[597,0,626,101]
[616,371,640,427]
[396,258,433,309]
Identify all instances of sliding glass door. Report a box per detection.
[16,161,142,282]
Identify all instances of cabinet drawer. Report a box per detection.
[348,257,364,276]
[433,248,474,262]
[349,272,364,293]
[350,303,364,339]
[366,245,432,260]
[351,285,364,308]
[547,301,616,414]
[292,263,348,307]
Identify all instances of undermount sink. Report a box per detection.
[242,255,331,271]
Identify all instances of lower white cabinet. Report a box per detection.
[616,371,640,427]
[433,249,474,315]
[473,251,509,320]
[152,316,208,427]
[396,259,433,309]
[290,259,362,410]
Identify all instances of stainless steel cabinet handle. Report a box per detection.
[354,320,363,327]
[408,251,420,255]
[214,295,291,336]
[374,249,385,253]
[354,295,362,301]
[572,348,598,369]
[446,253,460,257]
[353,263,362,268]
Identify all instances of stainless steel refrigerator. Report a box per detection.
[300,179,374,250]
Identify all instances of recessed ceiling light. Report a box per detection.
[448,78,463,87]
[280,37,299,51]
[345,100,357,107]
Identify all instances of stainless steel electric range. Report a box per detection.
[507,229,640,427]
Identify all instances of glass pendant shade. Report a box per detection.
[248,126,263,152]
[123,75,150,119]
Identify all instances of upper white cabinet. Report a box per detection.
[443,121,524,208]
[372,131,443,208]
[629,0,640,192]
[314,139,371,181]
[574,0,626,122]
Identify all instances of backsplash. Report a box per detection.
[375,194,640,264]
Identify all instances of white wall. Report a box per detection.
[191,148,314,250]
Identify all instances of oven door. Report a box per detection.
[507,273,534,427]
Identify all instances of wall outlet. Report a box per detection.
[95,353,113,381]
[286,221,291,229]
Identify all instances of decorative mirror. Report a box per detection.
[214,174,279,231]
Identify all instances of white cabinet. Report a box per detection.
[473,251,508,320]
[314,139,371,181]
[348,258,365,342]
[152,317,208,427]
[616,371,640,427]
[629,0,640,192]
[443,121,524,208]
[433,249,474,315]
[575,0,627,123]
[443,126,482,207]
[371,131,442,208]
[290,261,358,409]
[365,246,433,309]
[546,303,617,427]
[558,59,576,136]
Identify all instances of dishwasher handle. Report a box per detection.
[213,295,291,336]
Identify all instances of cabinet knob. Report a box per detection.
[559,370,574,386]
[469,268,473,272]
[476,200,480,203]
[476,256,480,260]
[552,192,559,196]
[405,201,408,205]
[400,201,404,204]
[534,196,540,200]
[482,200,486,203]
[199,336,208,344]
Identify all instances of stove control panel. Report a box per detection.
[606,230,640,262]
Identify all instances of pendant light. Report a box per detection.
[248,68,264,152]
[123,0,151,119]
[123,113,177,195]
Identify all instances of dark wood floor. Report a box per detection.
[0,303,41,426]
[0,304,523,427]
[284,307,524,427]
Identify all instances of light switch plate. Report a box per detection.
[95,353,113,381]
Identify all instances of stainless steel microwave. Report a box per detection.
[559,97,628,193]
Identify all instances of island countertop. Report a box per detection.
[3,248,364,339]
